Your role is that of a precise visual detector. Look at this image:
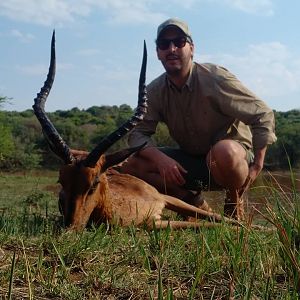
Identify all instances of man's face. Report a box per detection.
[156,27,194,76]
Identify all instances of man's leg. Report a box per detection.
[120,151,212,212]
[206,139,251,220]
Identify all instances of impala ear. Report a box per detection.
[102,143,146,172]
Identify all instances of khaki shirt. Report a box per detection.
[128,62,277,155]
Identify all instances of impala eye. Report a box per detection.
[88,176,100,195]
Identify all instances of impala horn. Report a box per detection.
[83,41,148,167]
[32,30,75,164]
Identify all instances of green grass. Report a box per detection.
[0,170,299,299]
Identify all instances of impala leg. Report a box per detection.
[152,220,274,232]
[153,220,220,230]
[163,195,239,225]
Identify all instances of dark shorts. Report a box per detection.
[159,144,254,191]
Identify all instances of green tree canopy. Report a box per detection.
[0,105,299,170]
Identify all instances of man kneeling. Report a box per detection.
[121,18,276,220]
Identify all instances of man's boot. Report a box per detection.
[224,189,245,221]
[183,191,212,221]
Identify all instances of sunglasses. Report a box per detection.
[156,36,190,51]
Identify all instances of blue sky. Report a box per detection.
[0,0,299,112]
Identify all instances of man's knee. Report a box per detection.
[207,140,247,169]
[207,140,249,189]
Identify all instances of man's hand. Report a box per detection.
[238,146,267,197]
[249,146,267,184]
[139,147,187,186]
[248,162,263,183]
[156,155,187,186]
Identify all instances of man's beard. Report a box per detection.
[163,62,182,76]
[166,67,182,76]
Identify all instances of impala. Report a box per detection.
[33,32,249,231]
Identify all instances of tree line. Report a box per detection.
[0,96,299,171]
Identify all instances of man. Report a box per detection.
[121,18,277,220]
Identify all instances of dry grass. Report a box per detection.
[0,170,299,299]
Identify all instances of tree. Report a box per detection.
[0,123,14,158]
[0,104,299,171]
[0,95,7,108]
[0,96,14,162]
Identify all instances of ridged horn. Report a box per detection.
[32,31,75,164]
[83,41,148,167]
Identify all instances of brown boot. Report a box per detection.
[193,196,213,213]
[224,189,245,221]
[183,192,212,221]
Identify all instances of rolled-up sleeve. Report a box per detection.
[214,67,277,150]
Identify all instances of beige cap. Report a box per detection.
[157,18,192,39]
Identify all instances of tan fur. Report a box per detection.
[58,153,272,231]
[59,156,209,229]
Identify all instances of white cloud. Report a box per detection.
[0,29,35,42]
[168,0,274,13]
[89,0,166,24]
[77,49,100,56]
[0,0,275,27]
[9,29,35,42]
[16,62,73,76]
[16,64,47,76]
[197,41,300,104]
[224,0,274,15]
[0,0,166,26]
[170,0,198,9]
[201,0,274,16]
[0,0,89,26]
